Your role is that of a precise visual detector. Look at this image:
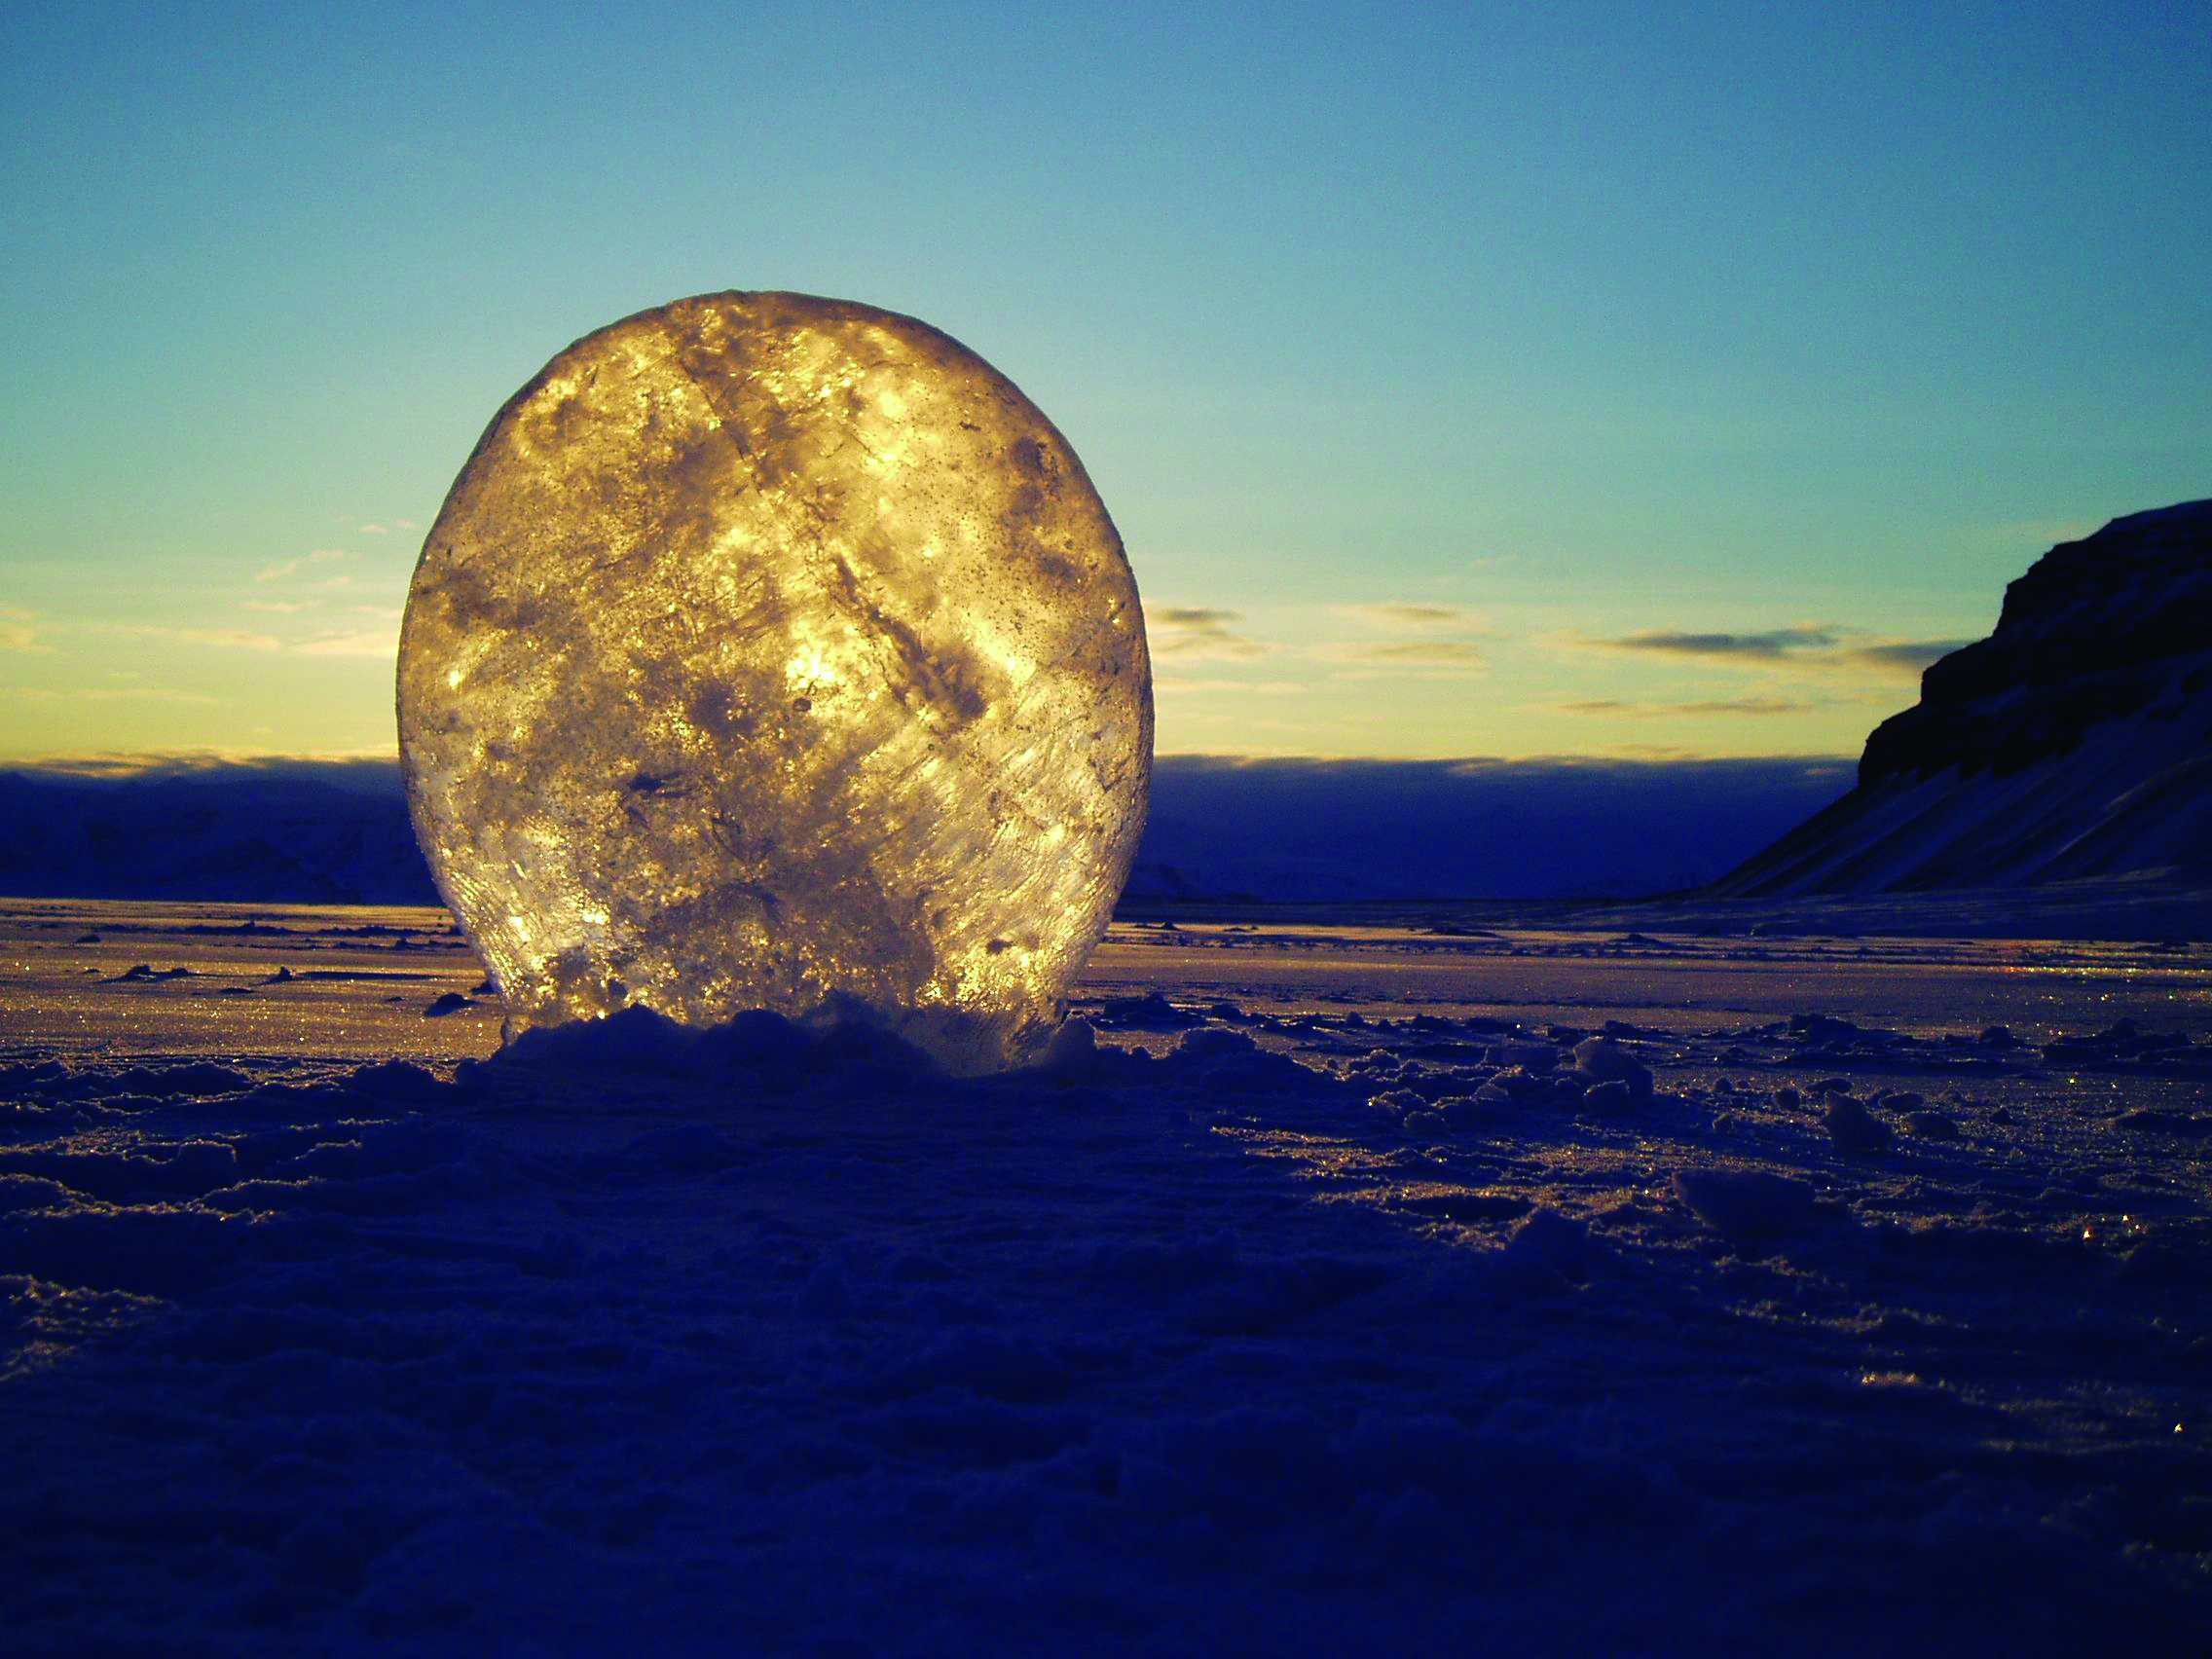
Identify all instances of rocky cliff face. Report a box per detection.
[1714,499,2212,896]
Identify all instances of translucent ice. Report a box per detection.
[397,292,1152,1072]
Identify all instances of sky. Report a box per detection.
[2,0,2206,766]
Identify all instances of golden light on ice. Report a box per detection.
[397,292,1152,1072]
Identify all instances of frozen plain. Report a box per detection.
[2,899,2209,1655]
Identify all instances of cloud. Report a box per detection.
[292,629,398,657]
[1847,639,1972,676]
[4,686,219,705]
[1152,607,1238,628]
[1983,517,2094,548]
[1306,602,1489,676]
[97,616,397,659]
[359,523,387,535]
[1156,678,1307,696]
[1602,626,1840,660]
[14,749,401,788]
[1335,603,1476,630]
[1673,697,1816,717]
[1147,607,1273,661]
[1556,696,1816,719]
[113,625,283,651]
[241,599,321,614]
[1600,742,1700,760]
[1580,624,1972,681]
[0,608,50,652]
[1313,639,1486,677]
[253,548,350,583]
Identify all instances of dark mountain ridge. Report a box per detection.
[1715,499,2212,896]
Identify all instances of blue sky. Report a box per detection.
[2,0,2206,762]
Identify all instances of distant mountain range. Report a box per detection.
[0,754,1850,906]
[1714,499,2212,897]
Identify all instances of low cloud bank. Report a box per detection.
[0,757,436,904]
[0,752,1853,904]
[1135,755,1851,901]
[21,752,408,792]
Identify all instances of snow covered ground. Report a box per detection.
[3,900,2209,1654]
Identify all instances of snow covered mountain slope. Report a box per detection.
[1714,499,2212,896]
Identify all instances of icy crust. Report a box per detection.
[4,1007,2212,1654]
[397,292,1152,1073]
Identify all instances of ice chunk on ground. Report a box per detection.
[398,291,1152,1074]
[1673,1167,1824,1237]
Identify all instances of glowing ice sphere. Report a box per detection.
[397,292,1152,1073]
